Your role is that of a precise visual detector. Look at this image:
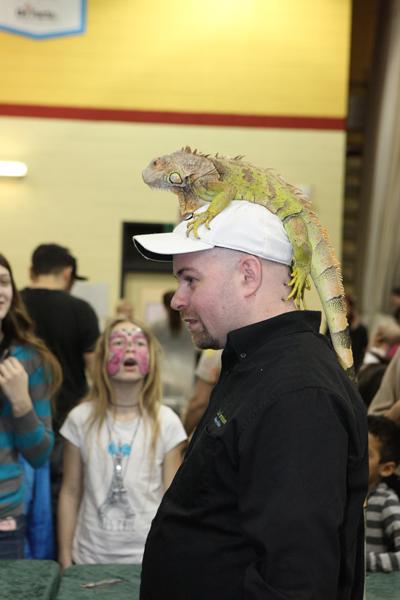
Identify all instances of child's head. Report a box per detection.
[368,415,400,490]
[91,318,161,416]
[0,253,62,396]
[115,298,134,321]
[0,253,27,338]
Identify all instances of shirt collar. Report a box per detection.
[222,310,322,369]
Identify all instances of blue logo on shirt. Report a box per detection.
[108,441,131,456]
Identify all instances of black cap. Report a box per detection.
[31,244,87,281]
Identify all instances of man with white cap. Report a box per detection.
[134,200,367,600]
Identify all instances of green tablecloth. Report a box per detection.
[366,571,400,600]
[56,566,398,600]
[0,560,397,599]
[0,560,60,600]
[56,564,141,600]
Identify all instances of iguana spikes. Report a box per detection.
[142,148,356,381]
[182,146,202,156]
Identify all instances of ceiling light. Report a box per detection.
[0,161,28,177]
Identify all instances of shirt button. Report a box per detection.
[240,352,247,359]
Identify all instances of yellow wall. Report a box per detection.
[0,0,351,321]
[0,0,350,117]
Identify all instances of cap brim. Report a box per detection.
[74,274,88,281]
[133,232,213,262]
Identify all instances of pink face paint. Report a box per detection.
[128,330,150,376]
[107,327,150,377]
[107,346,125,376]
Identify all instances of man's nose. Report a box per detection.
[171,288,186,311]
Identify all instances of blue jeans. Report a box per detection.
[0,515,25,559]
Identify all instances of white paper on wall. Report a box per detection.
[0,0,86,39]
[71,281,110,331]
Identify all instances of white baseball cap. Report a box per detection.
[133,200,293,265]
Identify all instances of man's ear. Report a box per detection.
[62,266,74,290]
[238,255,262,296]
[29,266,36,282]
[379,461,397,479]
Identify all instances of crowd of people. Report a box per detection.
[1,203,400,599]
[0,245,188,565]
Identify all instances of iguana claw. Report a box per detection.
[287,266,311,307]
[186,212,213,238]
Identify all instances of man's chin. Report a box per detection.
[191,333,220,351]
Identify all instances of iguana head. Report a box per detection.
[142,147,220,215]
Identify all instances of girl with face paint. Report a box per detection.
[58,318,187,568]
[107,323,150,380]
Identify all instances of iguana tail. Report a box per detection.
[307,218,355,381]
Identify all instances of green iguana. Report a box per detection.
[142,147,354,380]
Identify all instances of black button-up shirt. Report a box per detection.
[141,311,368,600]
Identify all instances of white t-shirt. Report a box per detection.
[60,402,187,564]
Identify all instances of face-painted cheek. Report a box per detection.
[135,348,150,376]
[107,348,125,376]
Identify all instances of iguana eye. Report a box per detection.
[169,172,182,184]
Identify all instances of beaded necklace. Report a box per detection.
[97,414,141,531]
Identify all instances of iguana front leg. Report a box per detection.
[187,186,236,238]
[283,216,312,307]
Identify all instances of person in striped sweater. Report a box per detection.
[366,415,400,572]
[0,253,61,559]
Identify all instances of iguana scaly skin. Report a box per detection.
[142,147,354,380]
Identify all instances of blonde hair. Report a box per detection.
[87,317,162,456]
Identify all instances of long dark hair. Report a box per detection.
[0,253,62,399]
[163,290,182,335]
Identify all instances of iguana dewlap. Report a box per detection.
[142,147,355,380]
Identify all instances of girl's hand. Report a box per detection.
[0,357,32,416]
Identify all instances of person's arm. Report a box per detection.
[366,496,400,572]
[183,377,214,436]
[238,388,366,599]
[162,441,187,490]
[182,349,221,436]
[58,440,83,571]
[0,355,53,467]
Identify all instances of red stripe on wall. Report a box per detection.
[0,103,346,130]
